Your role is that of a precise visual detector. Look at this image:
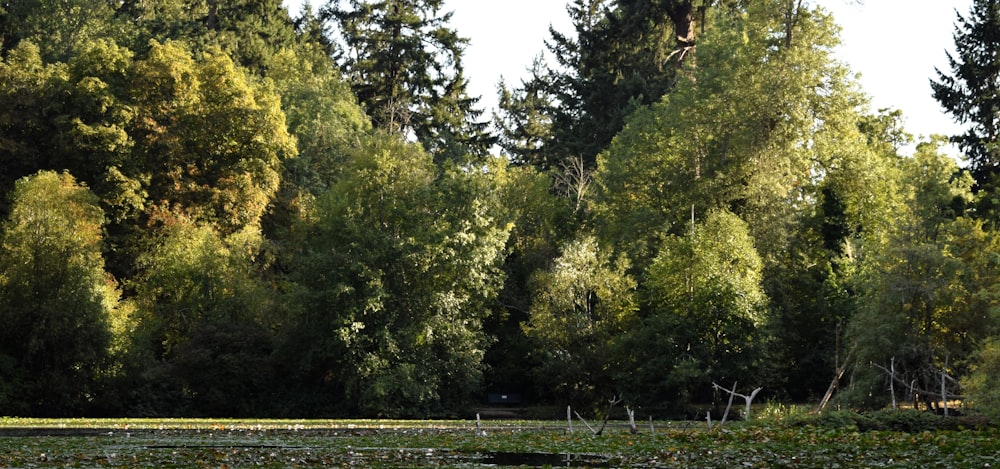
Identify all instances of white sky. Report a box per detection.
[286,0,973,156]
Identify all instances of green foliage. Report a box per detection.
[0,171,120,415]
[793,409,981,433]
[593,2,912,405]
[327,0,493,162]
[524,234,637,408]
[962,337,1000,421]
[262,44,371,246]
[594,1,868,266]
[130,219,278,416]
[268,46,370,195]
[0,0,996,420]
[285,132,510,417]
[620,210,767,407]
[0,39,136,222]
[132,40,295,235]
[844,140,997,409]
[1,0,125,61]
[477,160,575,399]
[931,0,1000,190]
[0,38,294,273]
[121,0,298,74]
[134,222,273,353]
[496,0,709,170]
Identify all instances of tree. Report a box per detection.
[0,171,121,415]
[0,0,124,61]
[480,160,576,400]
[594,0,863,266]
[0,40,136,223]
[325,0,492,161]
[120,0,298,74]
[494,59,556,167]
[283,132,510,417]
[963,337,1000,420]
[618,210,767,408]
[931,0,1000,193]
[591,1,911,404]
[0,2,11,49]
[843,141,993,409]
[495,0,729,171]
[523,234,637,409]
[260,44,371,244]
[0,39,295,279]
[762,109,912,402]
[131,40,295,236]
[130,220,278,416]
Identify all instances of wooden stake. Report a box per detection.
[567,406,573,434]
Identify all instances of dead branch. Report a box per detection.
[595,395,623,435]
[573,410,597,434]
[872,362,964,400]
[717,381,737,426]
[818,362,849,412]
[567,406,573,434]
[574,395,624,436]
[713,381,763,422]
[625,406,637,435]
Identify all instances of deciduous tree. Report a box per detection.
[130,220,278,416]
[0,171,121,415]
[844,141,995,409]
[618,210,766,407]
[285,132,510,416]
[131,40,295,235]
[524,235,637,409]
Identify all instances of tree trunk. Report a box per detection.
[207,0,218,31]
[817,363,848,412]
[667,1,696,48]
[666,1,696,66]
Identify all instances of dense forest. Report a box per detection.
[1,0,1000,419]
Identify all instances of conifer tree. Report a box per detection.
[325,0,493,162]
[121,0,298,74]
[932,0,1000,192]
[496,0,721,170]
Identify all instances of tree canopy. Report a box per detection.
[0,0,998,419]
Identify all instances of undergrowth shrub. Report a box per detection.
[963,337,1000,423]
[788,409,990,432]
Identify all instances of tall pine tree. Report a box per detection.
[325,0,492,162]
[932,0,1000,196]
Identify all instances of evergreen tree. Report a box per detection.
[496,0,723,170]
[932,0,1000,194]
[119,0,298,74]
[0,0,123,61]
[325,0,493,162]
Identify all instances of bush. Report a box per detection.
[962,337,1000,423]
[789,408,989,432]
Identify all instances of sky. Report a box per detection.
[285,0,974,156]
